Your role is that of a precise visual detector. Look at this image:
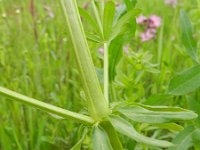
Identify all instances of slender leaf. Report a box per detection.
[103,1,115,40]
[109,36,124,82]
[101,121,123,150]
[169,126,200,150]
[109,115,174,148]
[187,96,200,126]
[180,10,198,62]
[154,123,184,132]
[123,0,137,10]
[92,126,113,150]
[111,8,141,40]
[117,104,197,124]
[79,7,102,37]
[71,128,88,150]
[168,65,200,95]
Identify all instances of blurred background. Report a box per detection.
[0,0,199,149]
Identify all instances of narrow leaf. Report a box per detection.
[187,96,200,126]
[71,128,88,150]
[169,126,199,150]
[109,36,124,81]
[117,105,197,124]
[154,123,184,132]
[168,65,200,95]
[180,10,198,62]
[111,8,141,40]
[123,0,137,10]
[92,126,113,150]
[109,115,174,148]
[103,1,115,40]
[79,7,102,37]
[101,121,123,150]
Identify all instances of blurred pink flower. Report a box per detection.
[140,29,157,42]
[136,14,161,42]
[149,15,161,28]
[165,0,177,7]
[136,15,147,24]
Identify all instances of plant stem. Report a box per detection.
[60,0,109,120]
[0,87,94,125]
[104,42,109,103]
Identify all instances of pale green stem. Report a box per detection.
[104,42,109,103]
[0,87,94,125]
[60,0,109,120]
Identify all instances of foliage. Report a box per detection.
[0,0,200,149]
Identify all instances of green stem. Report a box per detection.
[104,42,109,103]
[0,87,94,125]
[60,0,109,120]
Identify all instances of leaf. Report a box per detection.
[169,126,200,150]
[168,65,200,95]
[123,0,137,10]
[103,1,115,40]
[109,36,124,82]
[117,104,197,124]
[86,32,102,43]
[92,126,113,150]
[101,121,123,150]
[79,7,102,37]
[154,123,183,132]
[111,8,141,40]
[144,94,172,105]
[71,128,88,150]
[109,115,174,148]
[187,96,200,126]
[180,10,198,62]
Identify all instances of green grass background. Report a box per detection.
[0,0,200,149]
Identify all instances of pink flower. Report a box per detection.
[140,29,157,42]
[164,0,177,7]
[136,15,147,24]
[149,15,161,28]
[136,15,161,42]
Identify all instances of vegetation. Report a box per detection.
[0,0,200,149]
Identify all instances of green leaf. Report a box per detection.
[71,128,88,150]
[169,126,200,150]
[180,10,198,62]
[79,7,102,37]
[109,36,124,82]
[101,121,123,150]
[117,104,197,124]
[109,115,174,148]
[86,32,102,43]
[111,8,141,40]
[154,123,184,132]
[103,1,115,40]
[123,0,137,10]
[92,126,113,150]
[168,65,200,95]
[187,96,200,126]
